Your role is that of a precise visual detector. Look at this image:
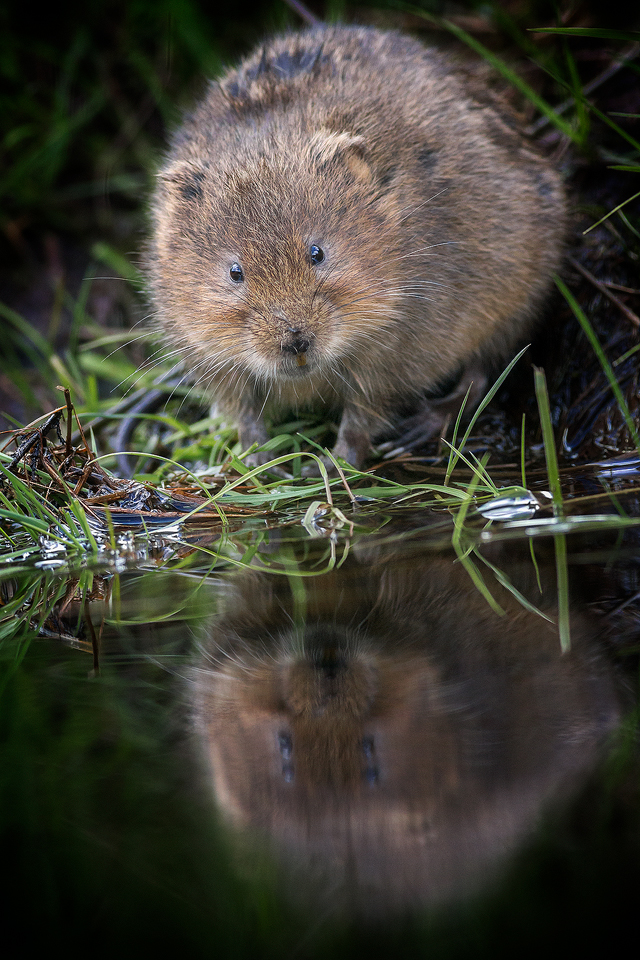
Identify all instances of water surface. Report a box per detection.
[2,498,638,956]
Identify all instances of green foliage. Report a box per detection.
[0,1,287,230]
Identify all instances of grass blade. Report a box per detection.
[392,3,579,140]
[445,346,530,485]
[534,366,570,652]
[555,276,640,450]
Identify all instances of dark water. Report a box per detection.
[1,511,639,957]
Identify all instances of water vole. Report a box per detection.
[148,25,566,467]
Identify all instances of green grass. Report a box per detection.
[534,366,571,652]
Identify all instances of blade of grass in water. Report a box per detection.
[475,552,554,623]
[441,439,498,494]
[452,455,505,616]
[555,276,640,450]
[521,411,543,594]
[534,366,570,652]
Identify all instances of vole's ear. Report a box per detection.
[308,129,372,182]
[156,160,207,201]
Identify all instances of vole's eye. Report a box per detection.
[309,244,325,265]
[229,262,244,283]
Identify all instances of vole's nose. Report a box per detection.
[281,326,310,355]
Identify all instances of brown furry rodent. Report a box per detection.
[149,25,566,467]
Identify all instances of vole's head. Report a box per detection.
[150,127,402,392]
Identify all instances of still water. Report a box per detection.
[1,506,638,956]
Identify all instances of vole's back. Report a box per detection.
[149,26,566,467]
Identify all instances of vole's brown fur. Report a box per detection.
[149,25,566,467]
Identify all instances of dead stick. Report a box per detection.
[526,43,640,137]
[282,0,321,27]
[569,256,640,329]
[64,387,73,456]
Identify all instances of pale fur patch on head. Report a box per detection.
[309,128,365,162]
[308,129,372,182]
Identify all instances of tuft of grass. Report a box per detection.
[444,346,530,486]
[556,275,640,452]
[391,1,584,141]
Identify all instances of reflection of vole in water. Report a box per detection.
[149,26,566,467]
[192,548,619,913]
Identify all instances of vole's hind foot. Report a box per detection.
[241,446,273,468]
[381,366,488,455]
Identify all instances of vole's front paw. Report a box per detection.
[380,366,489,455]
